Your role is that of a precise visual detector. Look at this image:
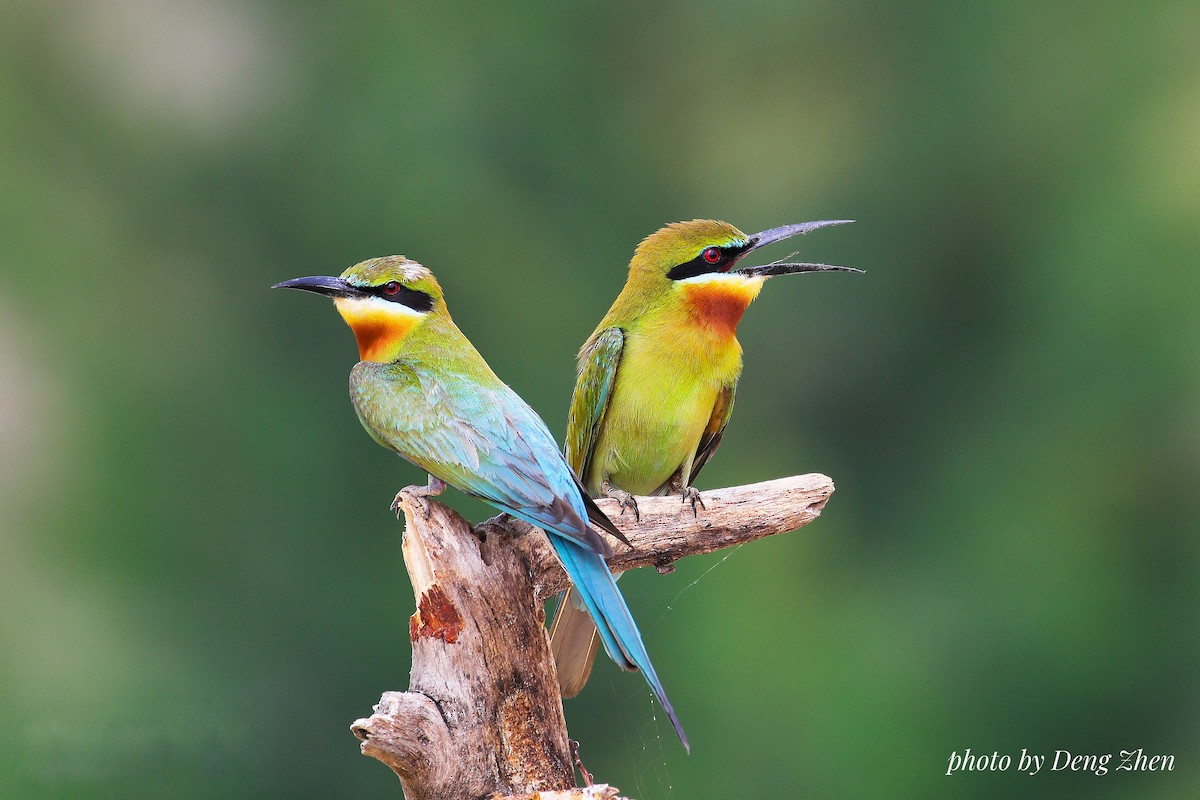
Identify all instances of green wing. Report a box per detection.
[349,359,620,553]
[683,381,737,487]
[564,327,624,487]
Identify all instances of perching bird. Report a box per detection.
[273,256,687,751]
[549,219,859,697]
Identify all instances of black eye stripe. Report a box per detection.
[666,243,751,281]
[370,282,434,311]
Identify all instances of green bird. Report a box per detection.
[273,256,688,750]
[549,219,858,697]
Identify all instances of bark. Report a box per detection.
[350,473,834,799]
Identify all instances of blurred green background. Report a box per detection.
[2,1,1197,798]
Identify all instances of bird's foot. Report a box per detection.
[679,486,705,517]
[391,475,447,519]
[475,512,521,542]
[602,479,640,521]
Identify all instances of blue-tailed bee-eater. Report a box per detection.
[550,219,858,697]
[274,255,688,750]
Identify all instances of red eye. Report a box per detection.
[702,247,721,264]
[383,281,401,295]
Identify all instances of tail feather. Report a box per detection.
[548,536,689,752]
[548,587,601,698]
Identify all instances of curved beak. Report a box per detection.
[736,219,863,278]
[271,275,360,297]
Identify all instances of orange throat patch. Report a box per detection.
[679,275,763,338]
[334,297,421,362]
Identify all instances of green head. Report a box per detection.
[604,219,859,336]
[629,218,858,283]
[273,255,448,362]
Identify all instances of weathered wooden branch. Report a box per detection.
[351,473,834,800]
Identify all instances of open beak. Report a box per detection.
[735,219,862,278]
[271,276,360,297]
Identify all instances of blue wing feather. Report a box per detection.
[350,361,609,553]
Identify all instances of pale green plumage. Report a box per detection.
[552,218,855,699]
[275,255,688,751]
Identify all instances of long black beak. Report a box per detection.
[271,276,359,297]
[736,219,862,278]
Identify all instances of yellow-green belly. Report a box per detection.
[586,364,722,496]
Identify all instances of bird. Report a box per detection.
[549,219,859,698]
[273,255,688,751]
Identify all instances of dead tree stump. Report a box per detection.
[351,473,835,799]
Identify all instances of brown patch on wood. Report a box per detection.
[497,685,573,790]
[409,585,465,643]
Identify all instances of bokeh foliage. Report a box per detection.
[1,2,1197,798]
